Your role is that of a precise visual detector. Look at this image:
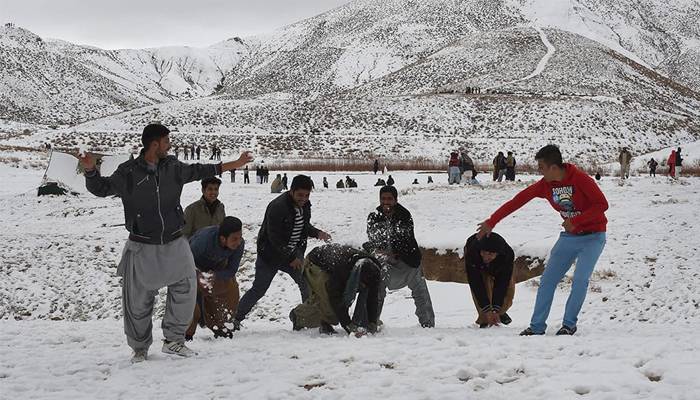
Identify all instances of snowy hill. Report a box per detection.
[2,0,700,163]
[0,23,247,125]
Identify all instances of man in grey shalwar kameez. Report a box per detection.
[80,124,253,362]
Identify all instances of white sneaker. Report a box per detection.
[162,340,197,358]
[131,349,148,363]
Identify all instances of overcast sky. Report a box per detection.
[1,0,350,49]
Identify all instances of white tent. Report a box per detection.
[40,151,131,194]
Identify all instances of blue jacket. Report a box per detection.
[189,226,244,280]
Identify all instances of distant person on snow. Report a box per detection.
[448,152,461,184]
[282,173,288,190]
[667,150,676,178]
[196,145,201,160]
[243,166,250,184]
[323,177,329,189]
[336,179,345,189]
[234,175,331,331]
[373,159,380,175]
[506,152,516,181]
[186,217,244,340]
[412,178,419,185]
[494,152,507,182]
[427,176,434,184]
[595,171,601,181]
[647,158,658,177]
[477,145,608,336]
[79,123,253,362]
[289,244,382,336]
[270,174,284,193]
[375,178,387,186]
[618,147,633,179]
[464,233,515,328]
[675,147,683,177]
[386,175,395,186]
[183,145,189,160]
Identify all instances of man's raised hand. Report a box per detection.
[79,152,96,172]
[476,220,493,239]
[237,151,254,164]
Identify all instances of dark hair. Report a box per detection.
[535,145,563,167]
[291,175,313,191]
[141,124,170,148]
[201,176,222,189]
[379,185,398,199]
[479,235,502,253]
[218,216,242,238]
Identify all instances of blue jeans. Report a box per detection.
[235,254,309,322]
[530,232,606,333]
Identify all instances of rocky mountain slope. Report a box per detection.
[2,0,700,163]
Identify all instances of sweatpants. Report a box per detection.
[235,253,309,322]
[186,272,240,338]
[291,259,337,329]
[529,232,606,333]
[117,238,197,351]
[354,259,435,327]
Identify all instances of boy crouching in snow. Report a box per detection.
[464,233,515,328]
[186,217,245,340]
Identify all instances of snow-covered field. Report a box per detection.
[1,159,699,399]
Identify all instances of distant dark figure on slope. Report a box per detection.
[375,178,386,187]
[386,175,395,186]
[373,159,379,175]
[323,177,329,189]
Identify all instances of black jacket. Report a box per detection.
[308,244,380,330]
[364,203,421,268]
[85,153,220,245]
[464,233,514,312]
[257,192,320,265]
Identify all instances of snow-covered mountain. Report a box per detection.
[0,24,247,124]
[2,0,700,163]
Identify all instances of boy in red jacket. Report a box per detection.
[477,145,608,336]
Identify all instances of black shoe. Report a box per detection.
[556,325,577,336]
[319,322,337,335]
[479,323,489,329]
[184,334,193,342]
[232,319,241,332]
[519,327,545,336]
[289,311,302,331]
[421,322,435,328]
[213,328,233,339]
[499,313,512,325]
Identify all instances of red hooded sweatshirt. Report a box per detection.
[487,164,608,234]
